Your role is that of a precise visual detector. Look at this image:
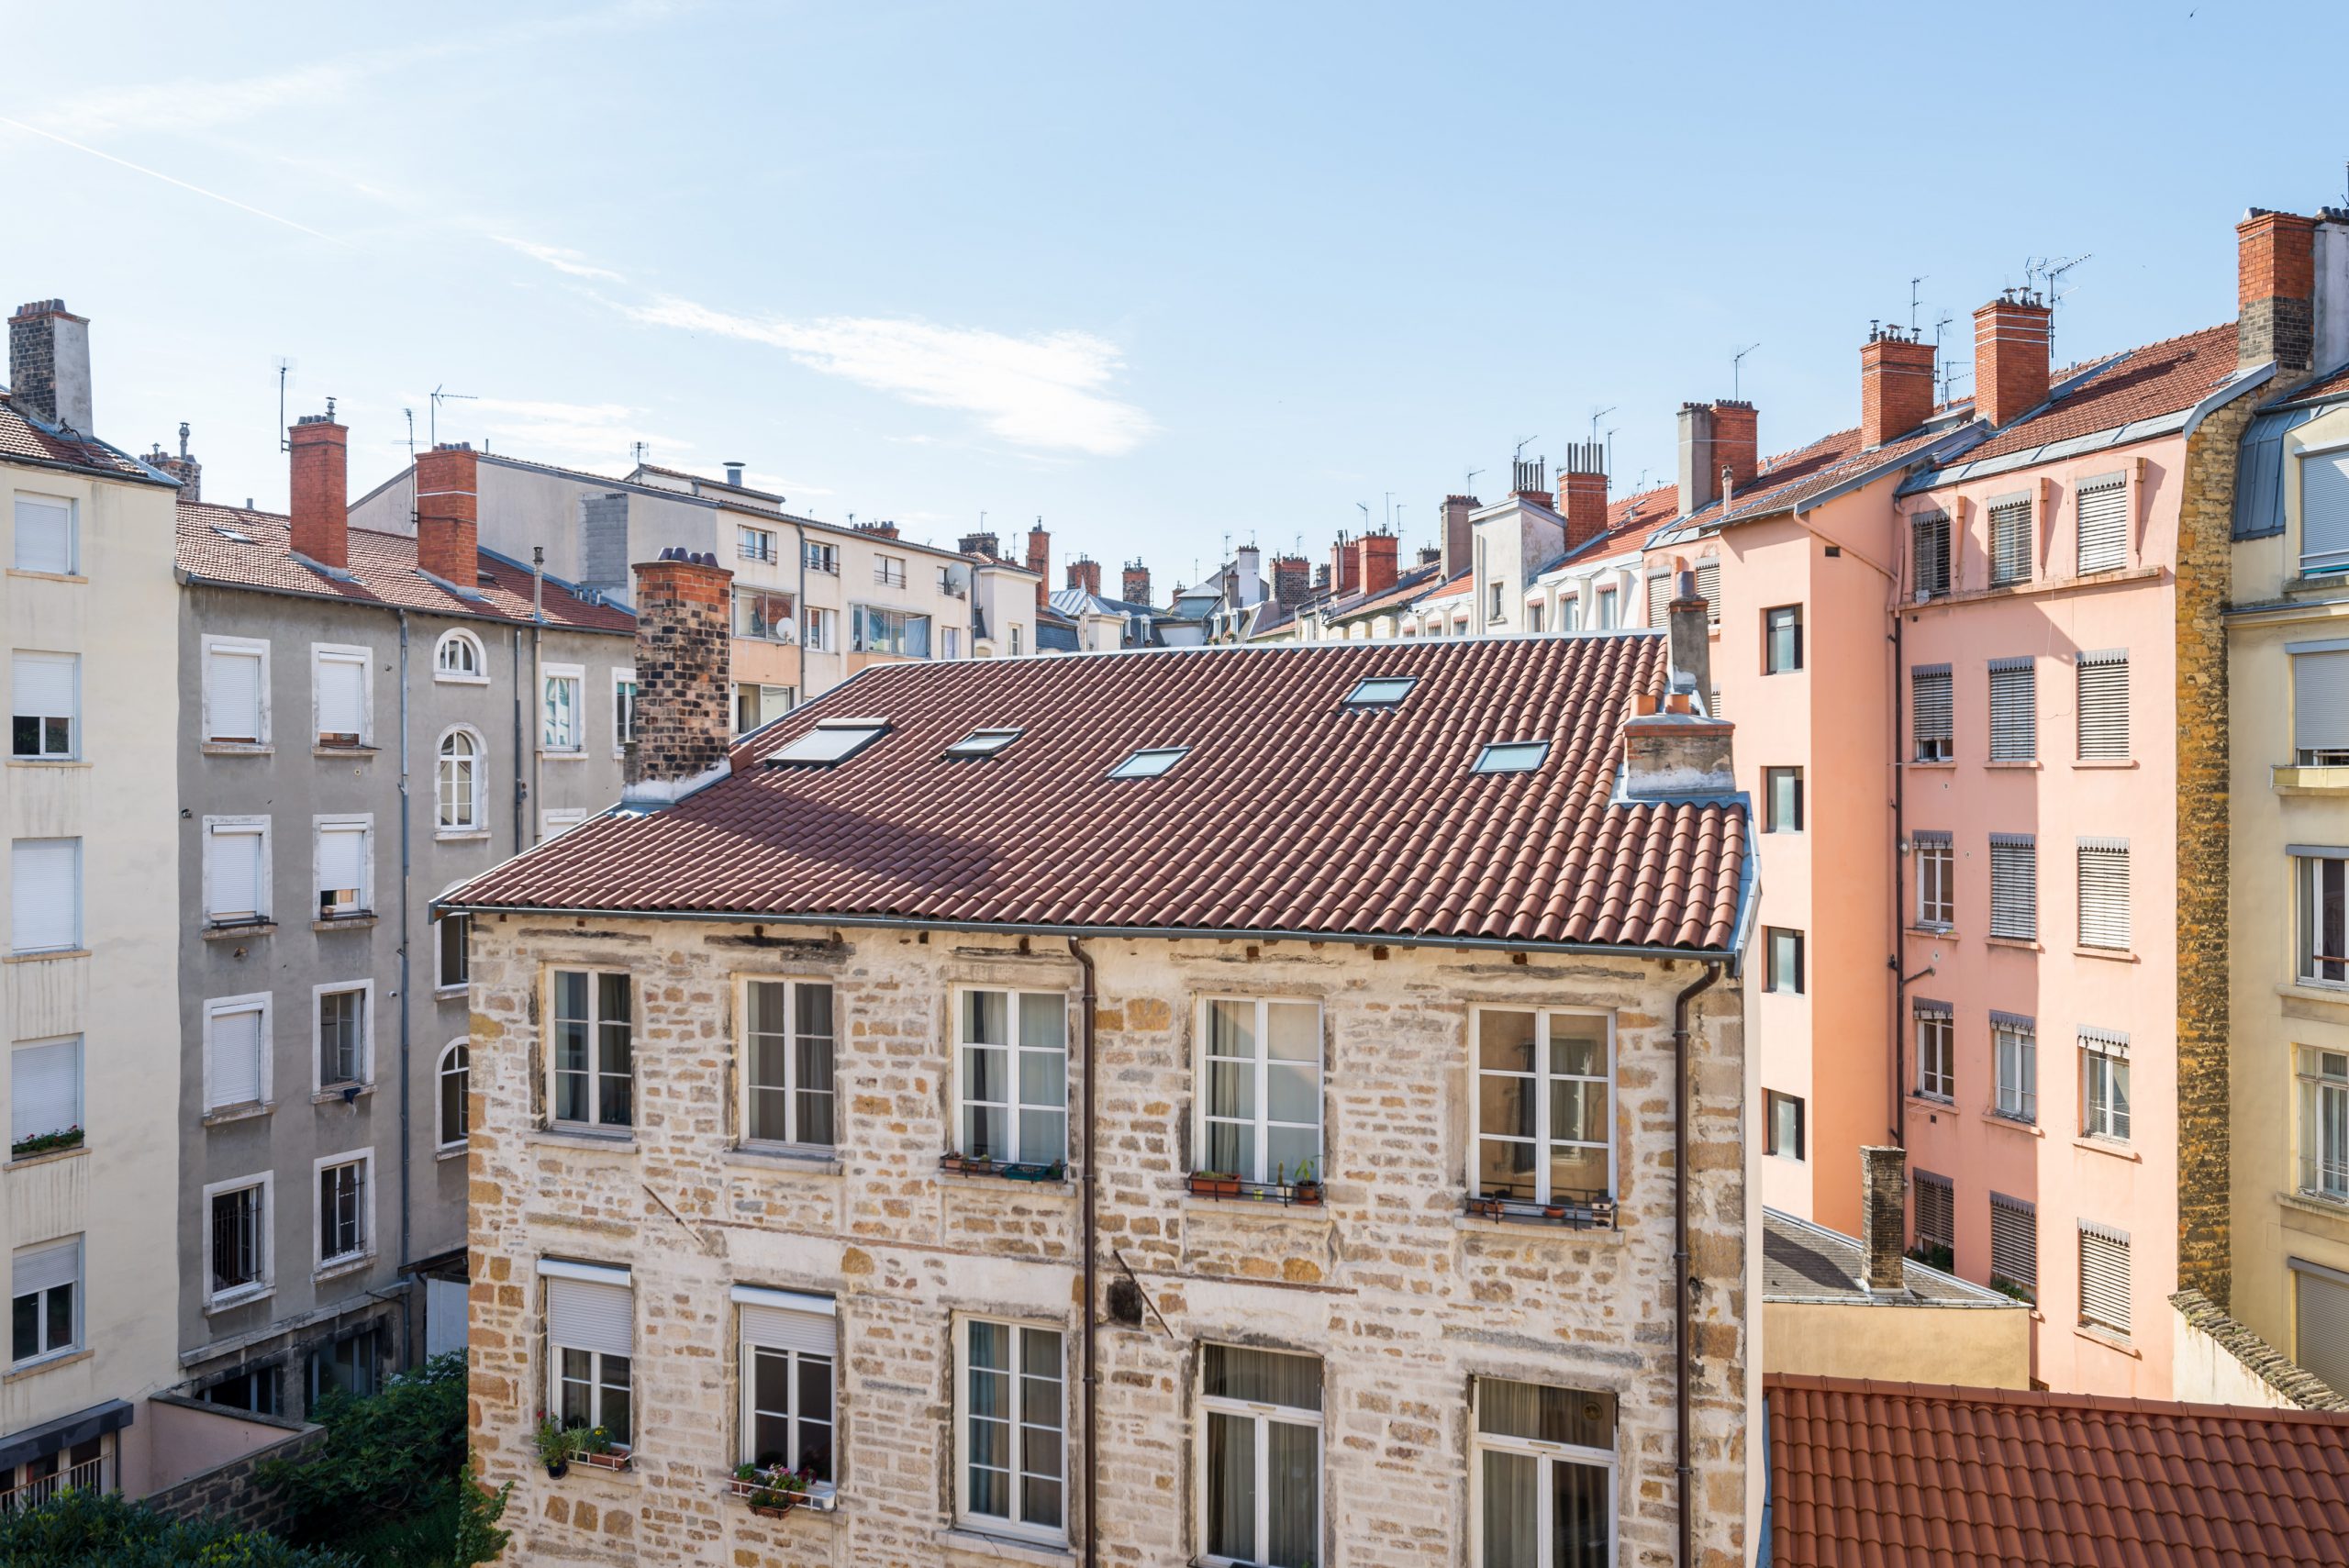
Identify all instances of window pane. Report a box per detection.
[1019,1040,1066,1107]
[965,990,1008,1046]
[1482,1073,1535,1141]
[1481,1011,1537,1073]
[1019,994,1065,1051]
[1207,1000,1255,1059]
[1265,1419,1319,1567]
[1482,1449,1539,1568]
[1479,1136,1538,1196]
[1265,1003,1318,1062]
[1550,1018,1606,1078]
[1206,1410,1256,1562]
[1554,1458,1612,1568]
[1205,1344,1321,1411]
[1266,1062,1317,1125]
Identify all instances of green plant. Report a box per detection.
[0,1488,356,1567]
[262,1351,469,1545]
[1906,1240,1954,1273]
[1987,1273,2036,1305]
[732,1462,811,1514]
[533,1415,578,1471]
[9,1125,83,1160]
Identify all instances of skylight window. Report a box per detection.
[943,728,1023,761]
[767,718,889,767]
[210,524,255,544]
[1107,746,1188,780]
[1343,675,1418,708]
[1471,740,1550,775]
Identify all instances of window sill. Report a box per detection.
[200,742,273,757]
[538,749,588,762]
[201,923,273,942]
[203,1286,274,1317]
[2275,765,2349,795]
[2072,946,2137,963]
[2277,982,2349,1012]
[1905,760,1957,770]
[1905,1094,1958,1118]
[1983,1110,2042,1137]
[1906,926,1958,940]
[312,745,380,760]
[2,947,89,964]
[313,1254,375,1286]
[311,1084,375,1106]
[2071,758,2138,770]
[729,1144,844,1175]
[312,915,378,932]
[4,1143,90,1173]
[5,758,88,769]
[1984,935,2043,952]
[202,1100,274,1128]
[1183,1194,1336,1226]
[434,829,492,843]
[5,1347,93,1381]
[2073,1135,2138,1162]
[1982,759,2041,770]
[435,1143,468,1162]
[2074,1323,2140,1358]
[935,1526,1073,1564]
[435,984,468,1000]
[2276,1189,2349,1228]
[529,1126,637,1151]
[433,674,491,687]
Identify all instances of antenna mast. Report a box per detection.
[2028,253,2091,364]
[274,358,296,450]
[1588,405,1617,444]
[1731,344,1761,400]
[428,384,477,447]
[1909,276,1930,334]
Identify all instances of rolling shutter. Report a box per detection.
[208,1006,263,1108]
[2293,649,2349,756]
[12,497,72,575]
[2293,1262,2349,1396]
[316,656,365,742]
[1645,572,1671,628]
[1914,1172,1954,1249]
[1988,834,2036,941]
[1910,513,1950,598]
[2302,450,2349,572]
[1911,666,1953,757]
[1990,500,2032,585]
[2076,651,2130,760]
[543,1268,633,1356]
[1694,560,1721,626]
[2078,1222,2132,1335]
[206,826,264,921]
[10,839,78,952]
[12,1240,77,1297]
[317,825,366,909]
[10,1040,79,1142]
[12,652,73,724]
[2076,477,2128,573]
[1989,1193,2036,1288]
[1987,658,2035,761]
[735,1285,837,1356]
[2077,840,2131,951]
[207,648,263,742]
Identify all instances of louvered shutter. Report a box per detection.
[2302,450,2349,573]
[207,649,263,742]
[1989,1194,2037,1288]
[208,1006,263,1108]
[317,825,367,911]
[10,839,78,952]
[2078,1223,2132,1335]
[2294,649,2349,757]
[1911,514,1950,598]
[1694,560,1720,626]
[1912,666,1953,758]
[12,652,73,724]
[2077,840,2131,950]
[2076,477,2128,573]
[1645,572,1670,627]
[1987,659,2035,761]
[12,497,72,575]
[736,1286,837,1355]
[1990,500,2032,585]
[2076,652,2130,760]
[2293,1263,2349,1396]
[547,1274,633,1356]
[12,1240,77,1296]
[1988,834,2036,940]
[206,826,264,921]
[316,656,365,743]
[10,1040,79,1142]
[1914,1173,1954,1249]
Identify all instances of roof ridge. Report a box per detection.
[1766,1371,2349,1424]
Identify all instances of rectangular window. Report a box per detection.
[743,980,837,1150]
[737,526,776,563]
[941,625,963,660]
[1989,499,2032,586]
[9,1038,81,1153]
[2294,649,2349,765]
[957,989,1068,1166]
[803,607,833,653]
[1913,832,1954,929]
[1694,559,1720,627]
[1644,572,1670,628]
[1914,1002,1954,1102]
[1198,998,1322,1187]
[733,684,796,734]
[552,971,633,1129]
[311,1327,380,1404]
[207,1179,268,1300]
[1992,1017,2036,1123]
[1765,929,1804,995]
[2081,1029,2131,1141]
[1489,580,1507,620]
[2304,855,2349,989]
[203,818,269,927]
[2076,651,2130,760]
[1595,587,1617,630]
[1764,606,1802,673]
[732,587,796,642]
[1763,767,1803,832]
[1765,1090,1805,1160]
[2076,476,2128,573]
[2077,840,2131,951]
[739,1288,836,1482]
[544,1262,632,1445]
[202,638,269,745]
[1988,1193,2037,1298]
[960,1318,1064,1540]
[612,671,636,751]
[1527,601,1543,634]
[2078,1223,2132,1337]
[805,540,838,574]
[1914,1172,1954,1253]
[1200,1345,1320,1568]
[1911,665,1953,762]
[8,838,79,954]
[1472,1379,1616,1568]
[541,665,583,752]
[1560,595,1582,633]
[851,606,930,658]
[2295,1264,2349,1396]
[11,495,74,575]
[1988,834,2037,942]
[316,1152,371,1268]
[1472,1010,1614,1207]
[1987,658,2035,762]
[437,913,470,990]
[313,818,372,919]
[204,995,270,1111]
[2299,1047,2349,1202]
[2299,448,2349,573]
[1910,511,1951,599]
[874,555,907,588]
[10,1240,79,1365]
[312,646,370,748]
[9,651,75,760]
[316,984,369,1090]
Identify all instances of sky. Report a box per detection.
[8,0,2349,587]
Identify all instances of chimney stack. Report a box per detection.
[625,549,734,804]
[1861,327,1938,449]
[1676,404,1717,517]
[1026,524,1050,611]
[1972,290,2052,428]
[415,443,479,586]
[148,420,202,501]
[959,530,999,559]
[1860,1145,1908,1293]
[1557,442,1609,551]
[1122,560,1152,605]
[6,300,93,433]
[1328,534,1360,598]
[723,461,746,488]
[1358,533,1400,596]
[1665,569,1711,704]
[1272,553,1310,607]
[288,408,351,570]
[1439,495,1477,580]
[2238,207,2320,374]
[1710,402,1758,493]
[1620,688,1734,801]
[1067,556,1102,597]
[853,519,900,539]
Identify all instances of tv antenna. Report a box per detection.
[1355,502,1371,535]
[1606,427,1620,477]
[274,357,297,450]
[1465,466,1484,495]
[2027,253,2091,362]
[1909,276,1930,333]
[1588,405,1617,444]
[1383,491,1396,531]
[1731,343,1762,400]
[629,440,649,465]
[428,384,477,447]
[395,407,415,459]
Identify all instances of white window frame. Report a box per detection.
[1914,833,1954,929]
[310,642,373,749]
[313,1148,374,1273]
[201,816,272,928]
[10,650,78,761]
[6,1037,80,1158]
[953,1314,1067,1544]
[202,993,273,1112]
[1193,996,1324,1187]
[435,910,470,993]
[311,980,374,1093]
[738,1287,838,1484]
[1467,1007,1618,1207]
[1466,1378,1619,1568]
[9,837,81,954]
[952,987,1069,1167]
[312,815,374,920]
[541,1260,634,1444]
[431,628,488,684]
[803,606,833,653]
[738,524,777,563]
[740,977,839,1152]
[1196,1344,1323,1568]
[611,668,637,755]
[1914,1004,1954,1102]
[548,969,634,1131]
[1992,1017,2036,1124]
[10,493,77,576]
[202,1173,273,1308]
[2081,1030,2132,1143]
[200,635,272,747]
[2298,1046,2349,1202]
[2297,852,2349,989]
[435,726,486,835]
[9,1238,82,1367]
[438,1040,469,1151]
[540,662,584,754]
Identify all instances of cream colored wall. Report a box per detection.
[2170,1303,2303,1409]
[1763,1301,2032,1388]
[1,463,184,1440]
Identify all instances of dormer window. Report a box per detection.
[1108,746,1187,780]
[1472,740,1549,775]
[768,719,889,767]
[944,728,1022,761]
[1342,677,1417,709]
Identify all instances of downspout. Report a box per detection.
[395,612,415,1318]
[796,520,809,702]
[1070,937,1099,1568]
[1673,958,1724,1568]
[510,629,526,850]
[1889,603,1908,1143]
[530,548,545,847]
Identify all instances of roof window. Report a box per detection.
[1342,675,1417,708]
[1107,746,1188,780]
[943,728,1023,761]
[1471,740,1550,775]
[767,717,889,767]
[209,524,255,544]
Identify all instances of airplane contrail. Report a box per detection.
[0,115,349,246]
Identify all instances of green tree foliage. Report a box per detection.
[262,1352,467,1544]
[0,1488,356,1568]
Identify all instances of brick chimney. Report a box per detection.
[1439,495,1477,580]
[7,299,92,432]
[1676,404,1717,517]
[1272,553,1310,607]
[1328,535,1359,598]
[148,421,201,501]
[2239,207,2320,374]
[1620,691,1734,802]
[414,444,480,586]
[1862,328,1937,449]
[1066,556,1102,596]
[288,409,351,570]
[958,530,999,559]
[1121,560,1151,605]
[1358,532,1400,596]
[1026,524,1050,611]
[1710,401,1758,492]
[1860,1145,1908,1293]
[1973,290,2052,428]
[1556,442,1609,551]
[625,549,734,804]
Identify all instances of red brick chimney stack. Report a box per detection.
[287,408,350,570]
[853,519,901,539]
[1272,553,1310,607]
[1328,535,1360,598]
[1710,401,1758,492]
[1026,524,1050,611]
[1121,560,1152,605]
[414,443,479,586]
[1973,290,2053,428]
[1067,556,1102,596]
[1356,532,1399,597]
[626,549,734,797]
[2239,207,2319,373]
[1861,327,1938,449]
[1556,441,1609,551]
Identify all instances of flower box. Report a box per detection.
[9,1127,83,1162]
[575,1446,632,1473]
[724,1470,836,1516]
[1186,1172,1244,1199]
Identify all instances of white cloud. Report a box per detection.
[494,237,627,283]
[456,395,686,471]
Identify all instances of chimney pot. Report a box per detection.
[1861,1145,1908,1293]
[287,408,351,570]
[724,461,746,487]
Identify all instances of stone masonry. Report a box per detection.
[626,553,733,791]
[465,920,1751,1567]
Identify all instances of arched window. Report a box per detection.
[438,1040,469,1149]
[436,728,483,831]
[433,629,486,683]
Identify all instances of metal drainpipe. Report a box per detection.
[1673,959,1723,1568]
[1070,937,1099,1568]
[530,548,545,847]
[395,611,415,1326]
[1889,606,1908,1143]
[510,628,526,850]
[796,521,809,703]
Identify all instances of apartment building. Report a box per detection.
[173,425,632,1419]
[444,577,1758,1568]
[952,526,1046,658]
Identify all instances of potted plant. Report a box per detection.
[535,1414,577,1479]
[942,1151,996,1178]
[9,1125,83,1162]
[1187,1170,1242,1200]
[732,1462,811,1518]
[1466,1194,1507,1220]
[574,1425,630,1471]
[1287,1160,1323,1206]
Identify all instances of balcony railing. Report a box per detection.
[1186,1171,1324,1207]
[1464,1186,1616,1229]
[939,1152,1065,1183]
[2299,1155,2349,1206]
[0,1453,106,1513]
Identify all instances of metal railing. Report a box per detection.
[0,1453,106,1513]
[2300,1154,2349,1205]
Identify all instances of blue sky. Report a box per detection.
[9,0,2348,586]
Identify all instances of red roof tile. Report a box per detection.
[176,502,633,633]
[2278,360,2349,405]
[1961,323,2242,462]
[448,637,1749,952]
[0,394,169,484]
[1768,1375,2349,1568]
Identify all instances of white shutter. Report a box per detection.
[2078,1223,2132,1335]
[2076,478,2128,573]
[208,1006,264,1108]
[2293,649,2349,756]
[206,826,264,921]
[10,839,78,952]
[2077,840,2131,951]
[2301,450,2349,573]
[1694,560,1721,625]
[1987,659,2035,761]
[317,824,367,909]
[426,1276,469,1359]
[736,1286,838,1356]
[316,656,365,742]
[547,1276,633,1356]
[1645,572,1670,627]
[206,649,263,742]
[2293,1262,2349,1396]
[1989,1194,2036,1287]
[12,497,72,575]
[10,1040,80,1142]
[1989,834,2036,941]
[1990,500,2032,584]
[12,1240,77,1296]
[11,652,74,723]
[2076,652,2130,760]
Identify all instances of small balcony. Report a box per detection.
[1463,1185,1616,1229]
[1185,1170,1323,1207]
[938,1152,1065,1184]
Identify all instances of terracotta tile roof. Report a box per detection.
[0,394,171,484]
[1664,423,1954,542]
[2274,360,2349,406]
[1417,570,1472,606]
[1960,322,2242,462]
[1318,561,1443,625]
[175,502,634,633]
[1767,1374,2349,1568]
[448,637,1750,952]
